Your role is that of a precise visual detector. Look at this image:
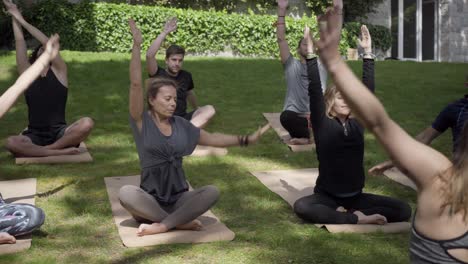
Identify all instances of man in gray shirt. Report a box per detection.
[277,0,327,145]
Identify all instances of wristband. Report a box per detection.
[306,53,317,59]
[361,52,376,59]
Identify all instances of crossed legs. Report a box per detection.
[119,185,220,236]
[5,117,94,157]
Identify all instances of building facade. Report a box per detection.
[367,0,468,62]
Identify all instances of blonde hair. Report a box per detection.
[440,123,468,219]
[324,84,338,119]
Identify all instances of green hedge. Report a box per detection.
[26,1,391,56]
[343,22,392,52]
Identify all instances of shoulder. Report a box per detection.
[179,70,193,79]
[150,67,167,78]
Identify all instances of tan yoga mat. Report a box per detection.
[383,167,417,191]
[15,142,93,165]
[104,176,235,247]
[250,168,411,233]
[263,113,315,152]
[190,145,228,157]
[0,178,37,254]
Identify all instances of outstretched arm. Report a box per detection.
[128,19,144,130]
[276,0,290,64]
[146,17,177,76]
[0,35,60,119]
[198,124,270,147]
[186,90,198,110]
[314,4,452,190]
[4,0,67,85]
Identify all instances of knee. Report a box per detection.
[398,202,412,222]
[293,199,322,223]
[204,185,220,203]
[79,117,94,134]
[118,185,139,208]
[280,111,292,126]
[204,105,215,118]
[293,198,309,217]
[5,136,23,152]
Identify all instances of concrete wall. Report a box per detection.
[364,0,392,58]
[439,0,468,62]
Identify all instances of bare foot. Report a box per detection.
[176,219,202,231]
[289,138,310,145]
[0,232,16,244]
[136,223,169,236]
[56,147,81,156]
[336,206,347,213]
[354,211,387,225]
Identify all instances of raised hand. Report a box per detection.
[128,19,143,45]
[333,0,343,11]
[277,0,288,12]
[44,34,60,60]
[358,25,372,53]
[3,0,23,21]
[247,124,271,145]
[313,6,342,69]
[163,17,177,34]
[304,26,314,54]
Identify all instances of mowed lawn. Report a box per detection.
[0,50,466,264]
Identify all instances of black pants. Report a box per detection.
[293,190,412,224]
[280,110,310,139]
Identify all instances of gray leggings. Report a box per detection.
[118,185,219,230]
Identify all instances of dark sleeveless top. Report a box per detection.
[410,215,468,263]
[25,69,67,128]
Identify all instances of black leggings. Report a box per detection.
[0,203,45,236]
[280,110,310,139]
[293,190,411,224]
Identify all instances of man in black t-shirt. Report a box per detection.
[370,78,468,174]
[146,17,215,128]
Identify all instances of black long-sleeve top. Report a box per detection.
[307,58,375,196]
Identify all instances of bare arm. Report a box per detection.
[314,5,452,190]
[12,18,30,74]
[369,126,441,175]
[5,1,67,86]
[186,90,198,110]
[198,124,270,147]
[0,35,60,119]
[276,0,290,64]
[128,19,144,131]
[146,17,177,76]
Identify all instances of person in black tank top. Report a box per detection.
[0,14,60,243]
[4,4,94,157]
[293,25,411,225]
[316,4,468,262]
[145,17,216,128]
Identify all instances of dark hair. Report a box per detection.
[146,78,177,110]
[165,44,185,59]
[29,45,43,64]
[297,38,305,49]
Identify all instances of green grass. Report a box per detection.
[0,51,466,263]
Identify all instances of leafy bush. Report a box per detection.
[22,1,389,56]
[343,22,392,52]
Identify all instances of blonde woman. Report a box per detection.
[314,3,468,263]
[293,23,411,225]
